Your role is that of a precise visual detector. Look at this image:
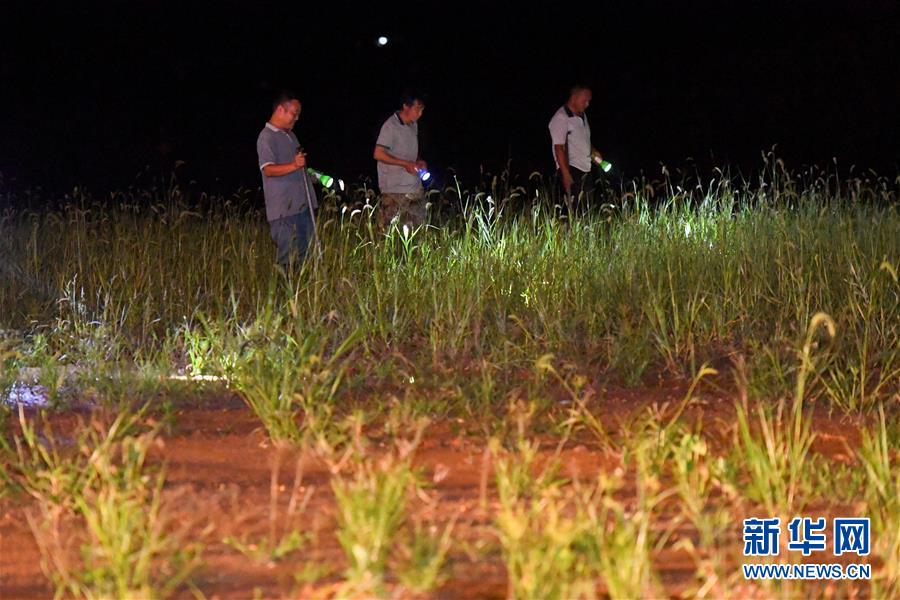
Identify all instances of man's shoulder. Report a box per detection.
[258,125,276,141]
[550,105,568,120]
[379,113,399,129]
[549,106,568,128]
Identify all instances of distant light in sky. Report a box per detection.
[377,36,389,47]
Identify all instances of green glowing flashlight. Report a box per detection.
[307,168,334,189]
[593,156,613,172]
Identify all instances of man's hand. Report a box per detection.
[590,149,603,163]
[293,151,307,170]
[415,159,428,171]
[374,146,420,175]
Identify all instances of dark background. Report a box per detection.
[2,0,898,195]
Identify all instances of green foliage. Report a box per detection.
[396,520,455,594]
[731,314,834,517]
[1,162,897,597]
[229,317,357,444]
[858,408,900,596]
[13,408,201,598]
[331,421,426,593]
[1,169,896,417]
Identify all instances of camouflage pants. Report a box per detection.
[377,191,427,229]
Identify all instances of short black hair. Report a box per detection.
[400,88,427,108]
[569,83,592,96]
[272,90,300,113]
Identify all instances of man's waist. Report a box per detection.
[379,164,419,173]
[382,190,424,198]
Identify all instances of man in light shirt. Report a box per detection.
[373,90,429,228]
[548,83,605,212]
[256,91,318,266]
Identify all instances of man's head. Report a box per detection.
[398,89,426,123]
[270,91,302,131]
[567,84,592,114]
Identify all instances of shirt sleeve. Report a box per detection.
[257,133,276,171]
[548,112,568,146]
[375,121,394,150]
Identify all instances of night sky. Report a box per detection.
[2,1,898,195]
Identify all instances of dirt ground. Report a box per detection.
[0,378,873,599]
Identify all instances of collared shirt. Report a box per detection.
[548,105,592,173]
[375,112,423,195]
[256,122,316,222]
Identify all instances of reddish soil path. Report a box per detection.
[0,381,873,598]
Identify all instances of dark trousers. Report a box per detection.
[558,166,596,205]
[269,210,314,266]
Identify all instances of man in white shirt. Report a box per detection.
[548,84,605,211]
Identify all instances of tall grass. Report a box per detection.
[3,161,895,598]
[225,310,357,444]
[223,448,312,564]
[72,434,200,599]
[330,417,426,593]
[732,314,834,517]
[858,408,900,596]
[1,166,896,416]
[493,430,667,599]
[13,408,201,598]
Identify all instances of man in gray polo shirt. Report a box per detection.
[373,91,428,228]
[549,83,605,211]
[257,91,318,265]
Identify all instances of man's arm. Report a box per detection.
[373,145,418,174]
[549,113,575,193]
[261,152,306,177]
[554,144,573,192]
[258,132,306,177]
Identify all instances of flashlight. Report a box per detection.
[307,168,334,189]
[593,156,613,172]
[418,168,431,182]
